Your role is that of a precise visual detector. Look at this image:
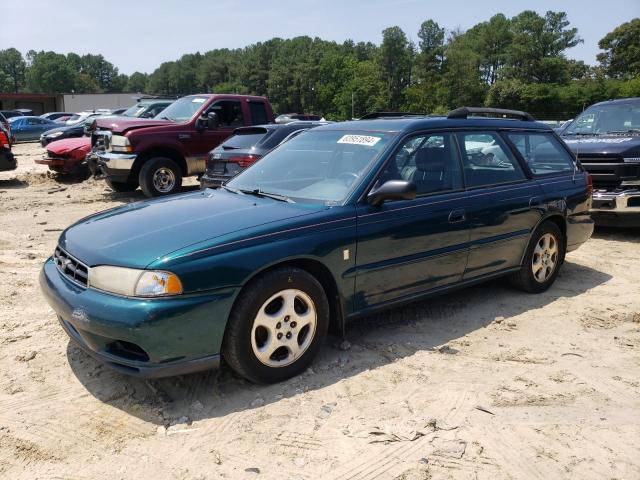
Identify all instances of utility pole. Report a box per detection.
[351,91,354,120]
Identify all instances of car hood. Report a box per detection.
[46,137,91,155]
[94,117,171,134]
[561,134,640,156]
[59,189,321,268]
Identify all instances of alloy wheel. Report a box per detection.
[532,233,558,283]
[251,289,317,367]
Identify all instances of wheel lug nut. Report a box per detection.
[284,316,290,322]
[277,333,283,340]
[290,321,297,328]
[276,322,281,329]
[286,332,292,339]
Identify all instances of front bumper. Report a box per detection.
[590,189,640,227]
[97,151,137,182]
[40,257,237,377]
[0,150,16,171]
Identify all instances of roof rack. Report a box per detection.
[359,111,426,120]
[447,107,535,121]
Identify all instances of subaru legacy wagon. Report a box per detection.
[40,107,594,384]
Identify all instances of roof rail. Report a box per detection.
[447,107,535,121]
[359,111,426,120]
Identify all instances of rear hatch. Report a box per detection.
[206,127,271,178]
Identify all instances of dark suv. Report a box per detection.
[560,98,640,226]
[200,121,328,188]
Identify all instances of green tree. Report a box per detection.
[378,26,413,109]
[0,48,26,92]
[416,19,445,78]
[125,72,148,92]
[505,10,582,83]
[597,18,640,78]
[25,50,76,93]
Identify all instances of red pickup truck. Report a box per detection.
[93,94,275,196]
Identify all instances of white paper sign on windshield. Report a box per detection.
[337,134,381,147]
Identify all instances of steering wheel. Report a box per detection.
[338,172,359,187]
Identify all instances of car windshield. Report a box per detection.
[122,104,148,117]
[564,102,640,135]
[155,96,207,122]
[227,129,394,205]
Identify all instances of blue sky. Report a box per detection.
[3,0,639,75]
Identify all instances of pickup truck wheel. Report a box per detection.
[222,267,329,384]
[139,157,183,197]
[105,177,138,192]
[510,221,564,293]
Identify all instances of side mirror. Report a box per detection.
[367,180,417,207]
[207,112,220,129]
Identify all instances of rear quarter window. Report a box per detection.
[505,132,576,176]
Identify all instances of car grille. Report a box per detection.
[53,246,89,287]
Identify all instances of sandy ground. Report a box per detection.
[1,142,639,480]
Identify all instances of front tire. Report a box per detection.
[510,221,564,293]
[222,267,330,384]
[139,157,183,197]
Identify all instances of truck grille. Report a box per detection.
[54,246,89,287]
[91,130,111,153]
[578,156,622,164]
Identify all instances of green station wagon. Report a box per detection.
[40,108,594,383]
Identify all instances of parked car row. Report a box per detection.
[40,106,595,383]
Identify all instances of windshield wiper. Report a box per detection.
[605,129,640,134]
[245,189,295,203]
[220,184,245,195]
[565,131,598,136]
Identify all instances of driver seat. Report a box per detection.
[410,147,450,193]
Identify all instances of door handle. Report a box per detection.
[448,209,466,223]
[529,196,542,207]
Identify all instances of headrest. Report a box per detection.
[415,147,448,172]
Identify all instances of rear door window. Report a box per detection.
[456,132,526,187]
[505,131,576,176]
[249,101,269,125]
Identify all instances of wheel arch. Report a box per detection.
[132,147,187,180]
[233,256,347,337]
[521,213,567,265]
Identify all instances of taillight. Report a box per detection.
[229,154,261,168]
[0,131,9,149]
[586,173,593,196]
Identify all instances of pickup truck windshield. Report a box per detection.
[155,96,208,122]
[227,130,393,205]
[565,102,640,135]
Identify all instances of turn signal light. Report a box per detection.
[586,173,593,196]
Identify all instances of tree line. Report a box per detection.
[1,12,638,120]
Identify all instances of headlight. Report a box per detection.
[111,135,133,153]
[623,157,640,163]
[88,265,182,297]
[47,131,64,138]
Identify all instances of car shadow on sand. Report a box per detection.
[66,259,612,427]
[0,178,29,189]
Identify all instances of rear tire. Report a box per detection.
[139,157,183,197]
[222,267,329,384]
[510,221,564,293]
[105,177,138,192]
